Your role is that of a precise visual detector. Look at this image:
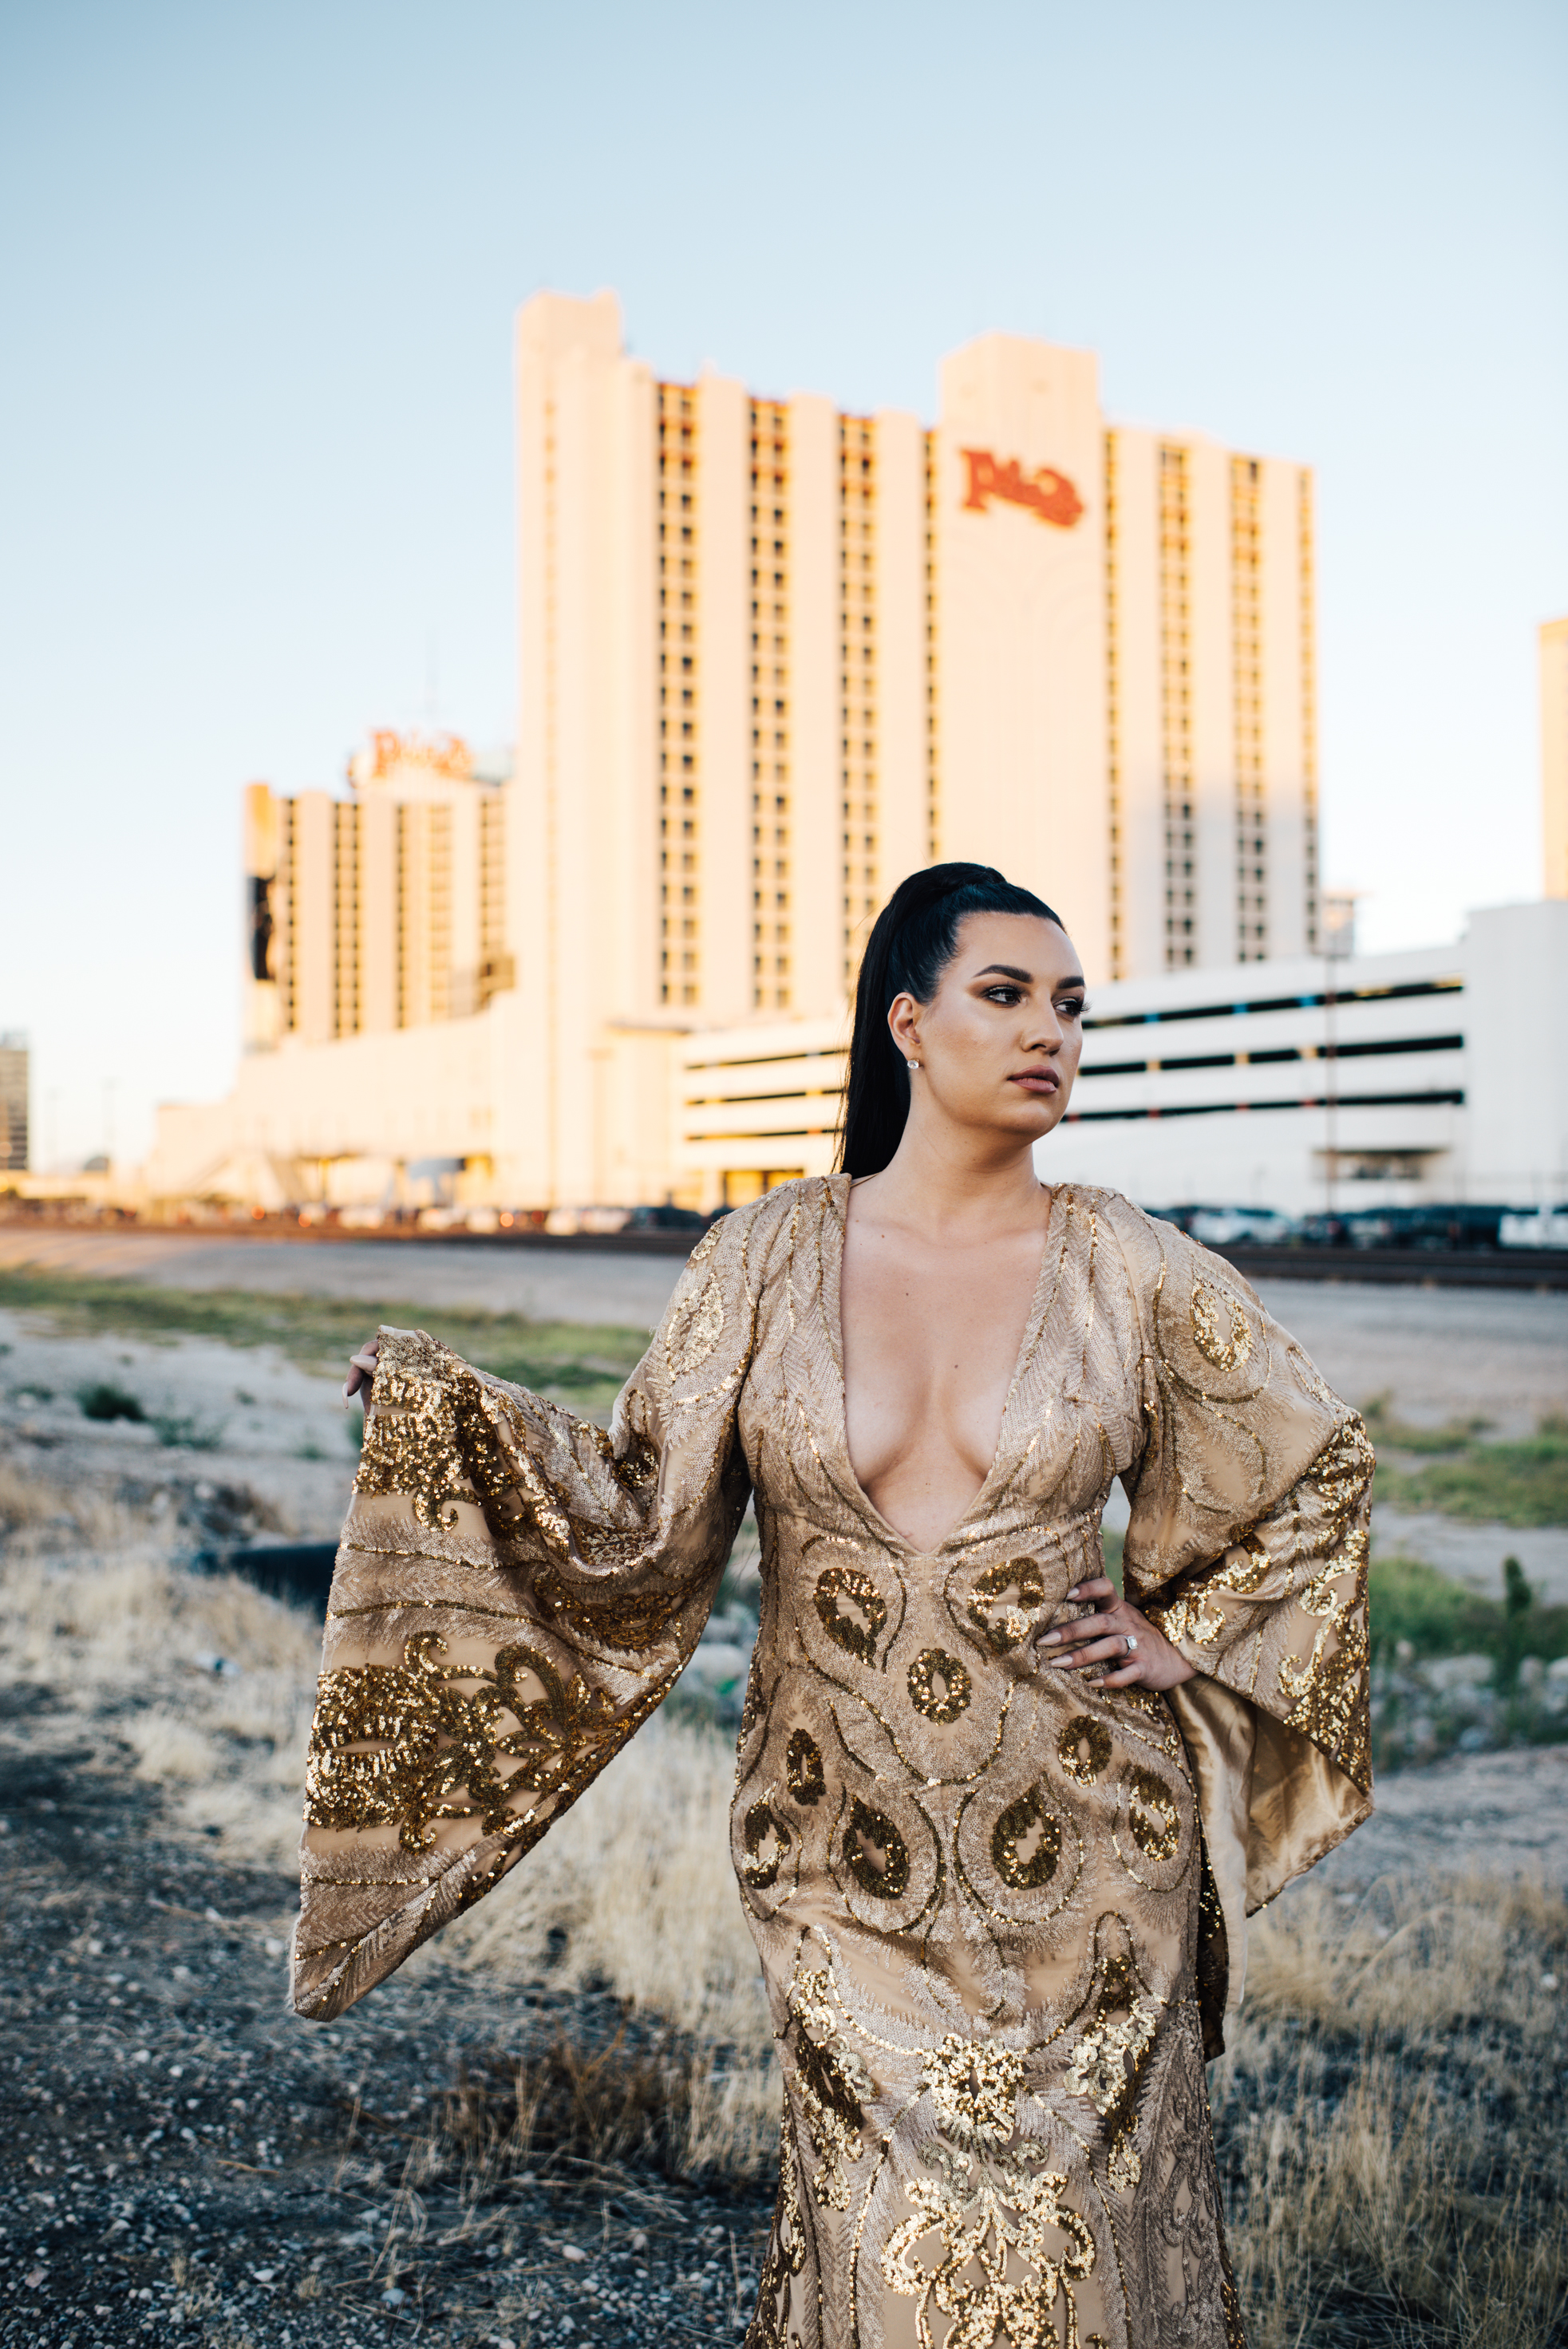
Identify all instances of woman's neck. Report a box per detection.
[855,1111,1047,1240]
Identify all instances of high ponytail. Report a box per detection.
[835,864,1064,1179]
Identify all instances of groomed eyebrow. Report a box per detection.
[972,963,1086,989]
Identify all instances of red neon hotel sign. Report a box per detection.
[960,448,1083,529]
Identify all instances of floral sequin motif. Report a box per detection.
[305,1633,616,1851]
[1058,1715,1112,1786]
[784,1727,826,1806]
[991,1784,1061,1890]
[841,1797,910,1899]
[1148,1583,1228,1647]
[743,1803,793,1889]
[907,1648,973,1723]
[533,1565,688,1653]
[1190,1279,1253,1372]
[1271,1416,1376,1791]
[814,1565,887,1663]
[354,1365,476,1531]
[881,2143,1104,2349]
[967,1558,1047,1654]
[922,2035,1025,2152]
[1065,1944,1163,2193]
[788,1965,874,2210]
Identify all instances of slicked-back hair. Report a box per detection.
[835,863,1064,1179]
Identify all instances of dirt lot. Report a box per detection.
[0,1681,772,2349]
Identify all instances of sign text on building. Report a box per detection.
[960,448,1083,529]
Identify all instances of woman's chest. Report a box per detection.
[734,1198,1146,1537]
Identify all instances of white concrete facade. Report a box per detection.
[1543,617,1568,902]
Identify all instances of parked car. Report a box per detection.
[1499,1206,1568,1250]
[1148,1205,1300,1247]
[623,1202,712,1233]
[1337,1205,1510,1251]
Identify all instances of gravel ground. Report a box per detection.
[0,1684,774,2349]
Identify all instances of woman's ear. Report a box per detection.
[887,993,921,1062]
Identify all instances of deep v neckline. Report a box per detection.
[820,1171,1059,1557]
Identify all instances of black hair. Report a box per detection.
[835,863,1065,1178]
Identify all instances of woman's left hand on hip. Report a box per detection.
[1043,1575,1195,1692]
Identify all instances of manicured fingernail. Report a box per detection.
[1043,1631,1061,1645]
[1066,1587,1080,1601]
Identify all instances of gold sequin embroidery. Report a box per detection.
[814,1565,887,1663]
[354,1366,476,1531]
[991,1784,1061,1890]
[882,2142,1104,2349]
[967,1557,1047,1654]
[922,2034,1024,2151]
[784,1727,825,1806]
[1065,1944,1163,2192]
[743,1802,793,1889]
[1190,1278,1253,1371]
[1125,1767,1181,1864]
[907,1647,973,1723]
[787,1965,874,2210]
[305,1632,618,1852]
[1059,1714,1112,1786]
[841,1797,910,1899]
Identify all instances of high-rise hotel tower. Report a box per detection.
[232,290,1323,1209]
[509,287,1319,1040]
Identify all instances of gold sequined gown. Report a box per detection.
[293,1178,1374,2349]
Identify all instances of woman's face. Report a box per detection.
[888,911,1087,1150]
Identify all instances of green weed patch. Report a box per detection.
[0,1267,652,1421]
[1365,1395,1568,1527]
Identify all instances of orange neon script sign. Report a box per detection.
[960,448,1083,529]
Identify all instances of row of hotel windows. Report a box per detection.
[654,394,1313,1008]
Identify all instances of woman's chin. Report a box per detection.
[981,1094,1064,1143]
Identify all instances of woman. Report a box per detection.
[298,864,1373,2349]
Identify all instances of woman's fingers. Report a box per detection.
[1045,1608,1121,1653]
[1065,1576,1116,1605]
[1059,1633,1136,1670]
[343,1336,382,1404]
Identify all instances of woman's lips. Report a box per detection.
[1009,1068,1060,1093]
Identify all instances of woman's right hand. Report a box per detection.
[344,1335,381,1405]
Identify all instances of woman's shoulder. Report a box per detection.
[677,1174,837,1280]
[1056,1185,1237,1290]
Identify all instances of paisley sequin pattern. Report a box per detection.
[812,1564,887,1661]
[298,1177,1376,2349]
[991,1784,1062,1889]
[1191,1277,1254,1371]
[907,1646,973,1723]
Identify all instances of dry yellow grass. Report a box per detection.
[0,1457,322,1869]
[448,1723,769,2048]
[1218,1876,1568,2347]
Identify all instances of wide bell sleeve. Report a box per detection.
[290,1203,767,2022]
[1101,1198,1375,2017]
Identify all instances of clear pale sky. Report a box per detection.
[2,0,1564,1169]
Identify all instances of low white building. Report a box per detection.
[144,899,1567,1219]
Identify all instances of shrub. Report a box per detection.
[76,1381,144,1423]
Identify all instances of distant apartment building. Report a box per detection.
[0,1034,27,1172]
[1543,617,1568,902]
[244,730,512,1052]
